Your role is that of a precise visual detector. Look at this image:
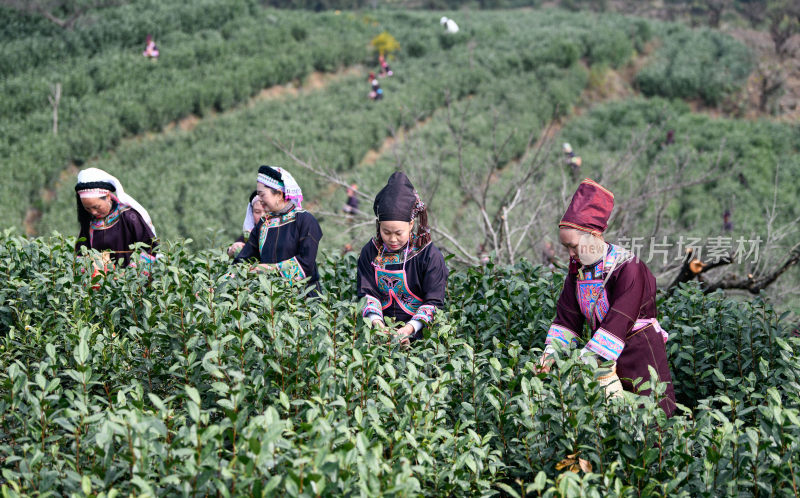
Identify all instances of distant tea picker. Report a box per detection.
[440,16,459,34]
[142,34,159,59]
[538,179,677,417]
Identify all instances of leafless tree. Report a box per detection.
[48,82,61,136]
[767,1,800,59]
[711,0,730,27]
[666,164,800,295]
[754,61,786,113]
[270,92,798,302]
[737,0,767,28]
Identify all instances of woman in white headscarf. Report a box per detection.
[74,168,157,269]
[440,16,459,34]
[233,165,322,291]
[227,191,266,258]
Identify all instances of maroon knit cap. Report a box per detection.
[559,178,614,236]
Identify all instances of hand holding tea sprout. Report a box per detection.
[537,345,555,374]
[538,347,623,399]
[371,317,414,345]
[580,349,624,400]
[249,263,278,273]
[393,323,415,345]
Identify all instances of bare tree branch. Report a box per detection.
[269,135,373,202]
[703,242,800,294]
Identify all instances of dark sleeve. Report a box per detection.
[586,261,649,361]
[544,271,585,350]
[291,213,322,279]
[409,244,448,325]
[233,223,261,264]
[356,242,383,319]
[234,234,245,244]
[123,210,157,254]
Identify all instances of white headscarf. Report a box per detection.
[242,194,261,234]
[256,166,303,208]
[76,168,157,237]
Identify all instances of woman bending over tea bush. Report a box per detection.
[74,168,158,273]
[357,172,449,345]
[234,165,322,291]
[539,179,677,416]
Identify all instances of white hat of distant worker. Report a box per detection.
[441,16,459,34]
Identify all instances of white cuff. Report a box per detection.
[366,313,384,325]
[409,320,423,333]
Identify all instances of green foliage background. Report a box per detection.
[1,235,799,496]
[1,3,775,258]
[2,4,800,493]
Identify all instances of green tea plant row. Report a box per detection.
[36,8,644,246]
[557,97,800,241]
[0,233,798,496]
[0,0,264,77]
[4,7,752,236]
[0,10,374,229]
[635,23,753,106]
[0,13,370,122]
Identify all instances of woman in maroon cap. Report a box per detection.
[356,172,449,345]
[539,179,677,417]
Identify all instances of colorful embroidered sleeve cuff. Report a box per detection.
[585,328,625,361]
[276,257,306,282]
[545,324,579,349]
[411,304,436,324]
[363,295,383,319]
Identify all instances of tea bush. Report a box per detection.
[1,233,798,496]
[558,97,800,242]
[635,24,753,105]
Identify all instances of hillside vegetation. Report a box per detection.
[3,3,800,494]
[2,4,765,245]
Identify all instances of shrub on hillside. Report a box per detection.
[635,26,753,105]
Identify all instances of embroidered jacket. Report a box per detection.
[75,201,157,268]
[233,206,322,288]
[545,244,668,361]
[356,237,448,331]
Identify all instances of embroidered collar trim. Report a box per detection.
[371,236,429,268]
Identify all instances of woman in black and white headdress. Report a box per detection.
[234,165,323,290]
[357,172,449,344]
[74,167,157,270]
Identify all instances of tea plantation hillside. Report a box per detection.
[8,3,799,308]
[3,5,800,494]
[1,234,799,496]
[3,3,771,249]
